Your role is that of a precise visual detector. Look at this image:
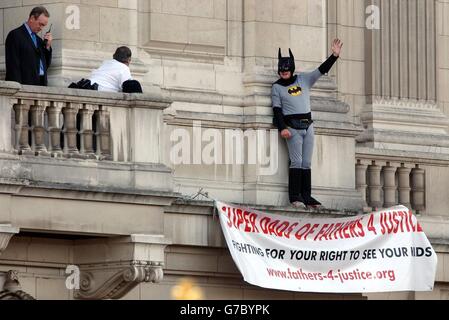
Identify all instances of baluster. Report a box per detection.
[79,106,96,159]
[30,100,49,156]
[397,164,411,209]
[355,160,368,208]
[382,163,396,208]
[62,103,80,157]
[13,100,33,155]
[368,161,382,210]
[96,106,112,160]
[47,102,63,157]
[411,165,425,213]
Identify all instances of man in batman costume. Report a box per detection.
[272,39,343,209]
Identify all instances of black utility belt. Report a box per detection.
[287,119,314,130]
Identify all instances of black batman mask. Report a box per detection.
[278,48,296,75]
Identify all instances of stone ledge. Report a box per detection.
[169,198,359,218]
[356,147,449,164]
[0,225,20,256]
[0,182,177,236]
[0,156,175,195]
[0,181,180,207]
[0,81,171,110]
[0,81,21,95]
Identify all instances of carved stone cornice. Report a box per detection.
[0,225,20,256]
[371,97,438,111]
[359,97,449,153]
[362,98,448,126]
[76,262,164,300]
[73,234,171,300]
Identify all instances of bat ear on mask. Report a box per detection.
[289,48,294,60]
[278,48,282,60]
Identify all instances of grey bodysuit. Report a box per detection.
[272,69,322,169]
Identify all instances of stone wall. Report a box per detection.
[0,0,449,300]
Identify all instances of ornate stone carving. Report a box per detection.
[75,262,164,300]
[73,235,170,300]
[0,271,35,300]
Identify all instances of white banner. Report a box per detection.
[216,201,437,293]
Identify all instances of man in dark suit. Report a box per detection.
[5,6,53,86]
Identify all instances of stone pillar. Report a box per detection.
[62,103,80,156]
[411,165,426,213]
[13,100,32,155]
[382,163,397,208]
[30,100,49,156]
[368,162,382,209]
[79,106,96,159]
[397,164,412,209]
[355,160,368,207]
[47,102,63,156]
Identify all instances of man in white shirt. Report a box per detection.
[89,46,133,92]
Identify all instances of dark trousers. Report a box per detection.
[40,76,46,86]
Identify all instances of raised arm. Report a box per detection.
[319,38,343,75]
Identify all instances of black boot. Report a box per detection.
[301,169,322,207]
[289,168,306,208]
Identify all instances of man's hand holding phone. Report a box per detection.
[43,24,53,49]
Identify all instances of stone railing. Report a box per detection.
[0,81,174,193]
[355,158,425,213]
[13,98,112,160]
[0,81,170,163]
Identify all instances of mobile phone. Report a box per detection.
[43,24,53,46]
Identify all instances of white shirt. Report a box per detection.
[89,59,132,92]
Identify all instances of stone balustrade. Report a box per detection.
[0,81,170,163]
[13,98,112,160]
[0,81,175,195]
[356,158,426,214]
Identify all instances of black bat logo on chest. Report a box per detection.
[288,86,302,96]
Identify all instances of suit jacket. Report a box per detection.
[5,24,52,86]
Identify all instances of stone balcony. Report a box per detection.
[0,81,177,237]
[1,80,448,230]
[1,79,447,222]
[0,81,180,299]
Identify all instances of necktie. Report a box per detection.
[31,32,45,76]
[31,32,38,47]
